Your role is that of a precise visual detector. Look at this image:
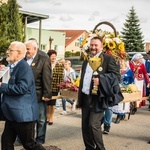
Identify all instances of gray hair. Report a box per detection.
[24,40,38,49]
[10,41,27,58]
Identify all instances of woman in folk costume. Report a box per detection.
[129,53,150,109]
[46,50,64,125]
[112,59,134,123]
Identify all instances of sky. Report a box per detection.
[17,0,150,42]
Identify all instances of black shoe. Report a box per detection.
[148,141,150,144]
[131,108,137,115]
[115,115,122,124]
[48,122,53,125]
[103,124,110,134]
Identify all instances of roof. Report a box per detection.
[51,30,87,47]
[19,9,49,24]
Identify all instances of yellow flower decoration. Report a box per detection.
[80,29,128,60]
[118,42,125,52]
[107,40,116,50]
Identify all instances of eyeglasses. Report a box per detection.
[7,49,19,52]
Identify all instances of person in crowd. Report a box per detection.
[47,50,64,125]
[59,58,65,66]
[102,107,113,134]
[0,57,8,66]
[0,41,45,150]
[102,60,120,134]
[129,53,150,112]
[145,51,150,110]
[55,58,66,109]
[77,36,121,150]
[25,40,52,144]
[112,59,134,123]
[60,60,76,115]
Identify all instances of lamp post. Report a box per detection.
[49,36,54,49]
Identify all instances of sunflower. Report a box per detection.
[80,29,128,60]
[118,42,125,52]
[107,40,116,50]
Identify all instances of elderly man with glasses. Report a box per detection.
[0,41,45,150]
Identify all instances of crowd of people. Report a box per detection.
[0,37,150,150]
[0,38,80,149]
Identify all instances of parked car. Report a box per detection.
[128,52,147,61]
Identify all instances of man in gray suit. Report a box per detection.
[0,41,45,150]
[25,40,52,144]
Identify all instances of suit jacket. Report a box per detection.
[77,52,121,112]
[0,59,39,122]
[98,73,124,109]
[30,50,52,102]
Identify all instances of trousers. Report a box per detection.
[1,121,45,150]
[81,94,105,150]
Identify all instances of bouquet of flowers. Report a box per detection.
[57,76,80,92]
[80,21,128,61]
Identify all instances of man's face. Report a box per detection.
[26,43,37,59]
[6,44,20,64]
[90,39,103,56]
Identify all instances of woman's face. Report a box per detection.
[134,57,143,64]
[50,54,56,63]
[138,58,143,63]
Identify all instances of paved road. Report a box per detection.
[0,102,150,150]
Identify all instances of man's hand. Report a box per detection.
[93,77,99,86]
[42,97,51,101]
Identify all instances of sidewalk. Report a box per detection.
[1,103,150,150]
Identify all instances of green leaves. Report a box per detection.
[0,0,24,57]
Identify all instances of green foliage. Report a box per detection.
[0,0,24,57]
[121,6,145,52]
[65,51,72,57]
[65,51,80,57]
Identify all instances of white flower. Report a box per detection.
[113,37,122,44]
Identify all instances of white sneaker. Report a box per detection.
[60,111,67,115]
[71,102,76,111]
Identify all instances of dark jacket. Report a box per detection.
[77,52,121,112]
[97,73,124,110]
[30,50,52,102]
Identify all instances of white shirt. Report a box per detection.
[82,63,93,95]
[82,52,102,95]
[26,53,36,66]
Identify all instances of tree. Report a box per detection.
[0,0,24,56]
[0,1,10,56]
[121,6,145,52]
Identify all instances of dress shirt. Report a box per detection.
[82,51,102,95]
[10,59,21,73]
[26,53,36,66]
[82,63,93,95]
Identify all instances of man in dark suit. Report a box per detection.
[25,40,52,144]
[77,36,120,150]
[0,41,45,150]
